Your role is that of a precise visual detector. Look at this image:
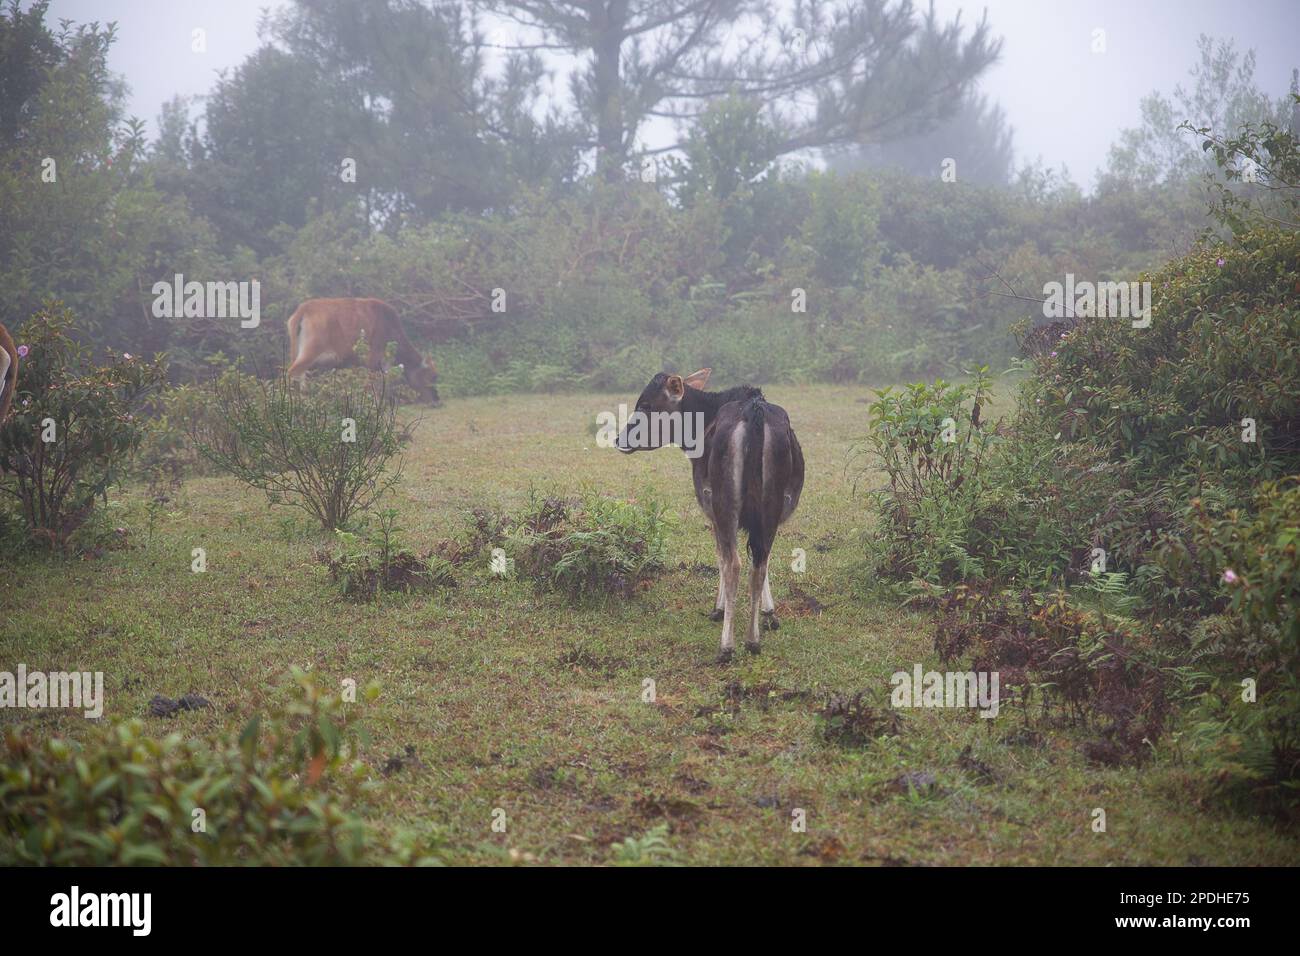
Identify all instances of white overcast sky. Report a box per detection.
[45,0,1300,191]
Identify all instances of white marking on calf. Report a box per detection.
[718,424,747,654]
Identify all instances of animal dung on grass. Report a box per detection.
[147,693,212,718]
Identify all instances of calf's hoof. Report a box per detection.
[715,648,734,665]
[706,608,724,622]
[761,611,780,631]
[745,640,762,655]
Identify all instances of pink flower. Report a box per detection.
[1050,351,1058,357]
[1222,569,1238,584]
[123,352,133,360]
[1216,257,1225,267]
[16,345,28,358]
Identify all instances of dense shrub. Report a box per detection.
[1180,480,1300,794]
[0,670,446,865]
[446,492,673,600]
[0,305,166,550]
[506,493,674,600]
[1018,225,1300,608]
[862,196,1300,795]
[190,366,408,530]
[865,221,1300,596]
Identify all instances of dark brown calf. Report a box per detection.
[616,368,804,660]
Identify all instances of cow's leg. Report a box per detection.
[717,539,741,662]
[745,556,770,654]
[285,358,309,388]
[761,570,779,630]
[707,572,728,624]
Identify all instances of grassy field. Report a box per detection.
[2,382,1297,866]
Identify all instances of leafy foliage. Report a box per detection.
[856,369,1007,585]
[0,670,447,865]
[190,368,407,531]
[320,508,456,602]
[0,305,165,549]
[609,824,678,866]
[502,492,674,601]
[1181,480,1300,794]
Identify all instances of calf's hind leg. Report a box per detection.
[715,533,742,663]
[761,570,779,630]
[746,557,772,653]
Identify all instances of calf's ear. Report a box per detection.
[665,374,685,400]
[683,368,711,389]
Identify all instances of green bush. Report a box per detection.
[1180,479,1300,794]
[864,222,1300,601]
[504,492,674,601]
[0,305,166,550]
[190,366,407,530]
[0,670,447,865]
[856,369,1002,585]
[1017,225,1300,610]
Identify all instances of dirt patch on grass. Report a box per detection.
[382,745,425,776]
[799,835,847,862]
[783,585,833,617]
[632,792,703,832]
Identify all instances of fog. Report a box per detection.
[48,0,1300,189]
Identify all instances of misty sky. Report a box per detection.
[46,0,1300,190]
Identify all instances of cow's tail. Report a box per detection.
[738,398,775,567]
[285,305,305,372]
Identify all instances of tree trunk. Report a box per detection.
[591,1,628,182]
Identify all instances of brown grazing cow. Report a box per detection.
[285,298,439,403]
[0,322,17,421]
[616,368,804,661]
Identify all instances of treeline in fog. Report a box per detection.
[3,0,1295,394]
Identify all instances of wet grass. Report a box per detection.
[2,383,1296,865]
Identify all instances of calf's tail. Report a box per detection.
[739,398,774,567]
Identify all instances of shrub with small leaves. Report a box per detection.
[0,669,447,865]
[1180,479,1300,795]
[190,367,407,530]
[0,305,165,550]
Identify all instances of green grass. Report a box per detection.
[2,383,1297,865]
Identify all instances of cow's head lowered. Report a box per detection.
[401,357,440,405]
